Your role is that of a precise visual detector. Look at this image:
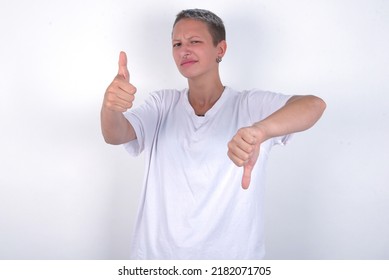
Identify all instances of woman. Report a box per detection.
[101,9,326,259]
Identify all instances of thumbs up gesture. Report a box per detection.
[103,51,137,112]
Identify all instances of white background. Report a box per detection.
[0,0,388,259]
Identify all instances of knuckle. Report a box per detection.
[130,85,137,94]
[106,93,116,102]
[111,78,120,86]
[106,87,116,95]
[232,134,240,142]
[114,74,123,81]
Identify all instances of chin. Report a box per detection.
[180,67,207,78]
[178,70,196,79]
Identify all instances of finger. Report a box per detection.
[241,164,253,189]
[241,144,261,189]
[227,150,246,167]
[236,140,255,155]
[116,91,135,107]
[107,87,134,106]
[238,127,257,145]
[228,138,254,162]
[111,77,137,97]
[227,148,250,167]
[105,96,133,112]
[118,51,130,81]
[118,81,137,96]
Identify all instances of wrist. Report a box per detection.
[252,121,271,142]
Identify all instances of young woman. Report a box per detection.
[101,9,326,259]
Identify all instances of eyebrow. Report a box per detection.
[172,36,201,41]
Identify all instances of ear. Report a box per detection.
[217,40,227,58]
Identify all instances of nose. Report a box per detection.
[180,43,191,58]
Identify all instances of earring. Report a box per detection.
[216,56,222,63]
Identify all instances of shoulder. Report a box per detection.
[239,88,281,98]
[225,87,292,119]
[149,88,186,99]
[143,88,186,105]
[235,87,291,104]
[226,87,287,102]
[142,88,187,112]
[225,87,274,97]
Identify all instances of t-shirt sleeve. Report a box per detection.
[246,90,294,146]
[122,92,162,156]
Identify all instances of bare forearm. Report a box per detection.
[101,107,136,145]
[254,95,326,141]
[228,94,326,188]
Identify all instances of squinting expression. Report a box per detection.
[172,19,221,79]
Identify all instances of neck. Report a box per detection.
[188,71,224,116]
[187,76,224,116]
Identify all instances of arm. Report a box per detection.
[227,94,326,189]
[254,95,327,141]
[101,52,137,145]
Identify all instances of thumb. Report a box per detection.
[241,144,260,189]
[118,51,129,81]
[241,164,253,189]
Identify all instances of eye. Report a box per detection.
[191,40,200,44]
[173,42,181,48]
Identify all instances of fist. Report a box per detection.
[227,126,264,189]
[103,51,137,112]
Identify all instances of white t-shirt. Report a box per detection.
[123,86,292,259]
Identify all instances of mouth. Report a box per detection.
[180,60,197,67]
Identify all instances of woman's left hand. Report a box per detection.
[227,125,266,189]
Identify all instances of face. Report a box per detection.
[172,19,226,79]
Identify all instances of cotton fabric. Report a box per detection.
[123,86,292,259]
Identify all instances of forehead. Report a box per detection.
[172,19,211,39]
